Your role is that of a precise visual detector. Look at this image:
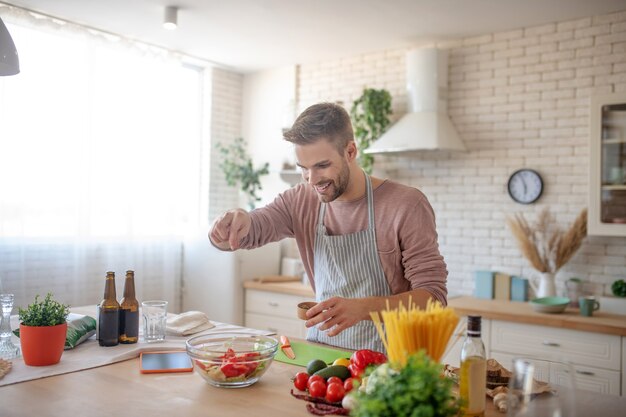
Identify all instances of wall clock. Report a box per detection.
[507,169,543,204]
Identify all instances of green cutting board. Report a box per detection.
[275,340,352,367]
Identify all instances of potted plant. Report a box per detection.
[600,279,626,315]
[18,293,70,366]
[216,137,270,210]
[350,88,392,174]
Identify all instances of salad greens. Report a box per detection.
[350,351,460,417]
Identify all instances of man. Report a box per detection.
[209,102,447,352]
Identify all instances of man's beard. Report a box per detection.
[315,161,350,203]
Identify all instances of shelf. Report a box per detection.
[602,138,626,145]
[601,184,626,190]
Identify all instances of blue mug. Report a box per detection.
[579,296,600,317]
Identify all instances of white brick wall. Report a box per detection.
[295,9,626,298]
[209,68,244,222]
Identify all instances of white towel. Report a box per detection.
[166,311,215,336]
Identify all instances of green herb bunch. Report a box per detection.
[18,293,70,326]
[350,88,392,175]
[612,279,626,297]
[351,351,460,417]
[216,137,270,210]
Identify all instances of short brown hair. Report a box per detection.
[283,102,354,155]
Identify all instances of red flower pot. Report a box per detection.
[20,323,67,366]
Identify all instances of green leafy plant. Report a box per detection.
[18,293,70,327]
[612,279,626,297]
[350,351,460,417]
[350,88,392,174]
[216,137,270,210]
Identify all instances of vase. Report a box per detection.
[529,272,556,298]
[20,322,67,366]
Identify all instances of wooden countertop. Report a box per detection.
[2,345,625,416]
[244,279,315,298]
[449,296,626,336]
[242,281,626,337]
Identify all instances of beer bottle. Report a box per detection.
[98,271,120,347]
[119,270,139,344]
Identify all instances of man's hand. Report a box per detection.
[208,209,251,250]
[304,297,373,337]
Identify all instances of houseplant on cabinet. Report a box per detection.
[18,293,69,366]
[350,88,392,175]
[216,138,270,210]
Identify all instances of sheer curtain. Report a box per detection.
[0,11,207,312]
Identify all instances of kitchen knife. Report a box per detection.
[280,335,296,359]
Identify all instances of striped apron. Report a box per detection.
[307,173,391,352]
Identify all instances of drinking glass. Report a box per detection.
[141,300,168,343]
[507,357,576,417]
[0,293,21,359]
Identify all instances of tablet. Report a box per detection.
[140,351,193,374]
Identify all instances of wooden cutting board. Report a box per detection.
[274,340,351,367]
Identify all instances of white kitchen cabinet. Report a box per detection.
[244,289,314,338]
[589,92,626,236]
[622,337,626,396]
[490,320,622,395]
[440,317,491,367]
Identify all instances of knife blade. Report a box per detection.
[280,335,296,359]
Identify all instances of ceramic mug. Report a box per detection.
[579,296,600,317]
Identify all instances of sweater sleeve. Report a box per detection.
[399,193,448,305]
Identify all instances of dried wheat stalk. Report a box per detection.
[506,208,587,274]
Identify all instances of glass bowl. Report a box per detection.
[186,333,278,388]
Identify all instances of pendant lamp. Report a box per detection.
[0,16,20,76]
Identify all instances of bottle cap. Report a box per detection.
[467,315,481,335]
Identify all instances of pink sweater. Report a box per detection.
[240,180,448,305]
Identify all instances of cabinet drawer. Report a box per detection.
[490,351,621,395]
[491,320,621,370]
[245,289,314,318]
[245,313,307,339]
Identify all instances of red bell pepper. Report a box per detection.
[350,349,387,370]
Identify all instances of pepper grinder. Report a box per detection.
[0,293,20,359]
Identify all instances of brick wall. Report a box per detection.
[296,10,626,297]
[209,68,244,222]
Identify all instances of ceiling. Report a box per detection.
[2,0,625,73]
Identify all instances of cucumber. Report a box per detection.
[313,364,351,380]
[306,359,328,375]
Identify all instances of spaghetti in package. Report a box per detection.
[64,313,97,349]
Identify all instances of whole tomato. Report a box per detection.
[293,372,309,391]
[343,377,359,393]
[326,376,343,385]
[307,374,325,390]
[325,382,346,403]
[309,380,327,398]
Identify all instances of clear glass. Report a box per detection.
[0,293,21,359]
[507,357,576,417]
[141,300,168,343]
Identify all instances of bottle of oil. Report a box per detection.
[118,270,139,344]
[459,315,486,417]
[98,271,120,347]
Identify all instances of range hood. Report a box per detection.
[364,48,466,154]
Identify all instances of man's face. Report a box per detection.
[295,139,351,203]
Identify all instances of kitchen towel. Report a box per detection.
[166,311,215,336]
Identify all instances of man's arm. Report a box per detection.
[208,208,251,250]
[304,289,434,337]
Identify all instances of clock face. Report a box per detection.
[507,169,543,204]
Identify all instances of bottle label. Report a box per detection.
[119,310,139,343]
[98,308,120,347]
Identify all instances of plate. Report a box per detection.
[530,297,570,314]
